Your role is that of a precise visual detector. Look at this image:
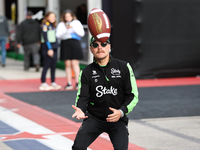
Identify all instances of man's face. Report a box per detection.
[90,41,111,60]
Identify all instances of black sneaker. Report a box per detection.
[65,83,73,90]
[35,65,40,72]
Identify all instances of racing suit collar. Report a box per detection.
[93,54,112,67]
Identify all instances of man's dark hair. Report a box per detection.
[27,11,34,16]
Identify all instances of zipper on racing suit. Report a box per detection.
[98,66,110,118]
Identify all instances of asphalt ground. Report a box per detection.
[1,58,200,150]
[6,85,200,122]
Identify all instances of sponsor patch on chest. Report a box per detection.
[96,85,118,97]
[111,68,121,78]
[92,70,100,79]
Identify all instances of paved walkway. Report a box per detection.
[0,58,200,150]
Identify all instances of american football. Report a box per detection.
[88,8,111,43]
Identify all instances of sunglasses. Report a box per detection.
[91,42,108,48]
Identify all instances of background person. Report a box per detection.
[56,9,85,90]
[71,37,139,150]
[17,11,41,71]
[0,15,10,67]
[39,12,61,91]
[76,4,87,25]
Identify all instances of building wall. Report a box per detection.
[0,0,5,16]
[112,0,200,79]
[60,0,86,14]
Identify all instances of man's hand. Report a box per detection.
[47,49,54,57]
[72,105,88,120]
[106,107,121,122]
[17,44,21,48]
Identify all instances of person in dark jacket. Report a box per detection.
[39,12,61,91]
[71,37,139,150]
[17,11,41,71]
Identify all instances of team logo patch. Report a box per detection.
[92,70,100,79]
[111,68,121,78]
[92,70,97,75]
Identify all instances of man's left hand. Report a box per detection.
[106,107,121,122]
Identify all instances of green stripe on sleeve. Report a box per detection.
[75,70,83,106]
[126,63,139,115]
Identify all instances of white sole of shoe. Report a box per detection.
[39,86,52,91]
[51,86,62,90]
[65,87,73,90]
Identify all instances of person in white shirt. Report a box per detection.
[56,9,85,90]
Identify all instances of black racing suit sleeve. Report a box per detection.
[75,70,90,114]
[120,63,139,115]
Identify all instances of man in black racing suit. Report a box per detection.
[72,37,139,150]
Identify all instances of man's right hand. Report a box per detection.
[72,105,88,120]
